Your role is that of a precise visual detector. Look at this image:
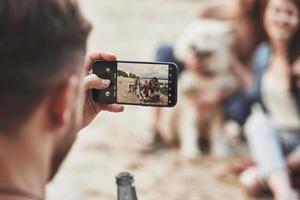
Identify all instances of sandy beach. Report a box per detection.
[117,77,168,106]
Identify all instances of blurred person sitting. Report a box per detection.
[0,0,124,199]
[148,78,161,102]
[239,0,300,199]
[139,80,150,101]
[134,77,142,96]
[156,20,239,159]
[146,0,267,150]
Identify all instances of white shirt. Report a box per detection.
[261,72,300,130]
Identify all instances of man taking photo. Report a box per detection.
[0,0,124,199]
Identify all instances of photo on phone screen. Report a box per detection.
[92,60,178,107]
[117,62,169,106]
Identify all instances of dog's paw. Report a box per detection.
[212,145,229,158]
[181,148,201,160]
[225,120,241,144]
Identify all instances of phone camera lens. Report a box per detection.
[105,67,111,73]
[105,91,111,97]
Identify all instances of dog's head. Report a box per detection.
[175,19,233,74]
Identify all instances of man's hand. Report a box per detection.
[81,51,124,129]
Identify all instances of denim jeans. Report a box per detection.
[224,90,252,126]
[245,110,300,180]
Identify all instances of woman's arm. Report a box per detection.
[197,0,235,20]
[230,55,254,90]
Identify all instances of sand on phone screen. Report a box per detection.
[117,63,169,106]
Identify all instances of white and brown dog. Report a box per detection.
[157,20,239,159]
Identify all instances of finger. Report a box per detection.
[83,74,111,91]
[85,51,117,72]
[100,104,124,112]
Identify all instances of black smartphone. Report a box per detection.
[92,60,178,107]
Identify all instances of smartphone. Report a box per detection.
[92,60,178,107]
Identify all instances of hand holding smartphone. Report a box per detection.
[92,60,178,107]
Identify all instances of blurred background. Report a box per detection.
[46,0,300,199]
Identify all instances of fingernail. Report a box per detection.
[102,79,110,87]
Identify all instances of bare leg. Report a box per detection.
[152,108,161,131]
[137,90,143,100]
[210,112,229,158]
[178,105,200,159]
[287,152,300,172]
[240,156,300,199]
[268,171,299,200]
[242,113,299,199]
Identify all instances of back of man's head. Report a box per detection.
[0,0,91,132]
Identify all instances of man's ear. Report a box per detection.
[48,76,79,129]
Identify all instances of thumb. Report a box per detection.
[83,74,111,91]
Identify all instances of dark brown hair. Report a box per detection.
[262,0,300,92]
[250,0,268,43]
[262,0,300,64]
[288,0,300,64]
[288,0,300,92]
[0,0,92,132]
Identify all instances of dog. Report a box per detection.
[157,19,239,159]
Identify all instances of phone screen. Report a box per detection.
[116,62,169,106]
